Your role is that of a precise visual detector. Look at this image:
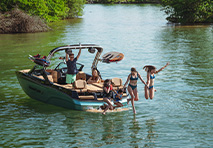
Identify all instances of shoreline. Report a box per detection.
[1,2,212,34]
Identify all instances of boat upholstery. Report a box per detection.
[73,80,87,93]
[112,78,123,90]
[87,84,103,92]
[92,82,104,88]
[76,71,86,80]
[52,70,59,83]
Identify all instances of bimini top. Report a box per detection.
[46,43,103,68]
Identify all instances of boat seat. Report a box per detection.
[52,70,59,83]
[92,82,104,88]
[76,71,86,80]
[111,78,123,90]
[73,80,87,93]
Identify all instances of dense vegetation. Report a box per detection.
[160,0,213,24]
[0,0,86,22]
[0,0,212,33]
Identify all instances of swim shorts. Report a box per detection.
[66,74,76,84]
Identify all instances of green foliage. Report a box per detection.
[65,0,86,18]
[160,0,213,23]
[0,0,86,22]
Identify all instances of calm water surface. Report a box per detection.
[0,4,212,148]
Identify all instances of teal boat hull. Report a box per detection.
[16,71,104,110]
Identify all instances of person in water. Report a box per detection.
[66,49,81,84]
[112,89,124,109]
[123,67,147,114]
[143,62,169,100]
[87,68,101,84]
[102,79,114,115]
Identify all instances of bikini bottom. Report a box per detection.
[128,84,137,90]
[149,85,154,89]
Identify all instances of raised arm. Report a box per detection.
[156,62,169,74]
[123,74,131,88]
[76,49,82,60]
[138,73,147,86]
[66,52,69,61]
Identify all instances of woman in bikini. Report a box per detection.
[143,63,169,100]
[124,67,147,114]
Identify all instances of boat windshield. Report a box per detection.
[55,62,84,72]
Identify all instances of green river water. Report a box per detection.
[0,4,212,148]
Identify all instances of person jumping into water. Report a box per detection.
[123,67,147,114]
[143,63,169,100]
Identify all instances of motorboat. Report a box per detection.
[16,44,128,111]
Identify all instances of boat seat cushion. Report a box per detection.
[52,70,59,83]
[76,71,86,80]
[87,84,103,92]
[112,78,123,87]
[111,78,123,90]
[74,88,88,93]
[92,82,103,88]
[74,80,87,89]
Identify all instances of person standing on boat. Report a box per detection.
[66,49,81,84]
[123,67,147,114]
[143,63,169,100]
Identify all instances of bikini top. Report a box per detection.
[130,73,138,80]
[150,74,155,79]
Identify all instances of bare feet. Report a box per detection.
[134,98,138,101]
